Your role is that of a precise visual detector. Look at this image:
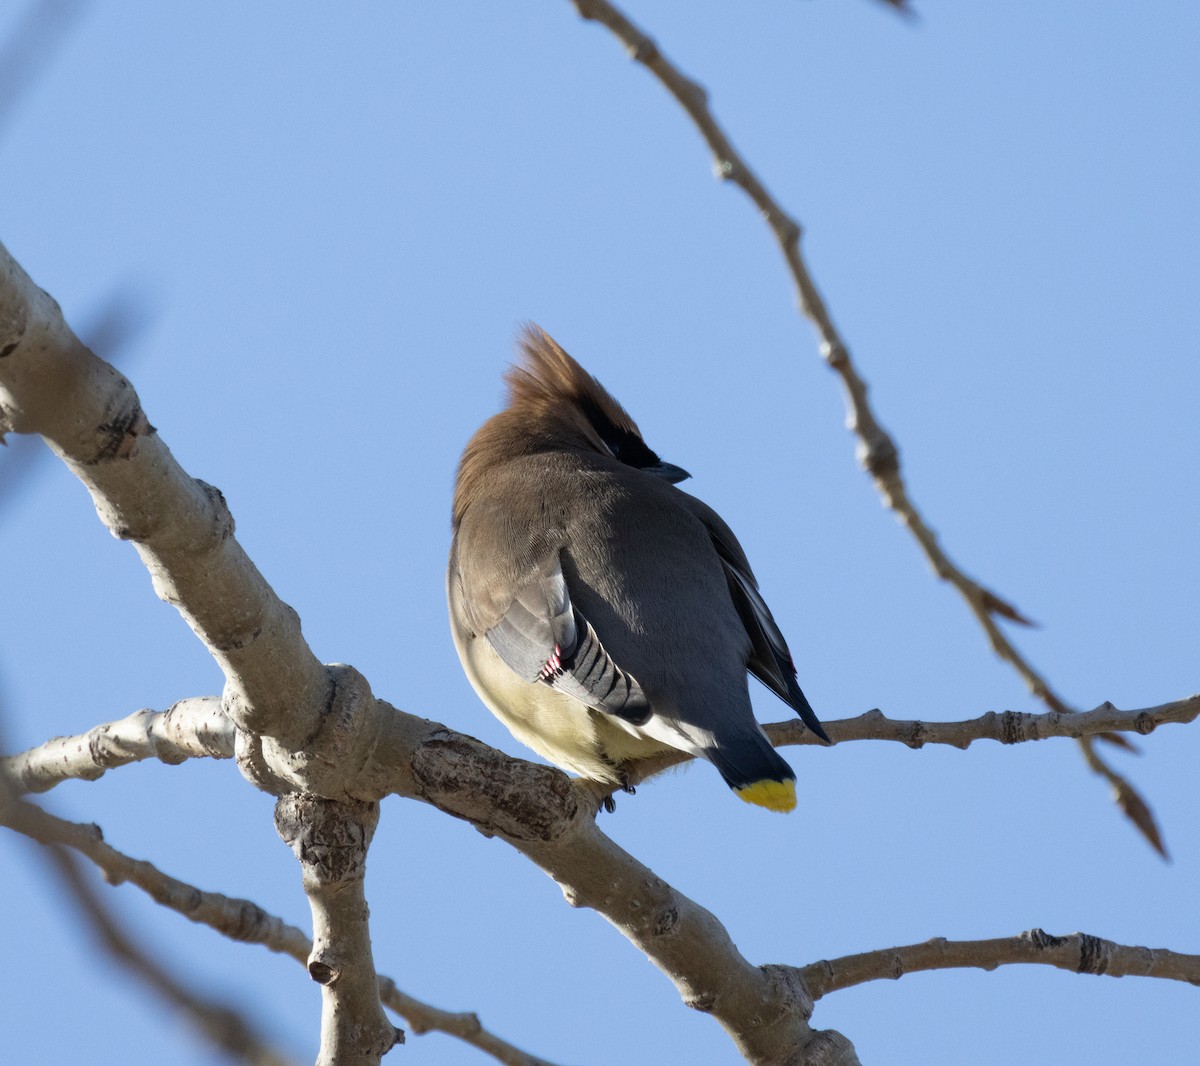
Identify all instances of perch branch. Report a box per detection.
[768,695,1200,749]
[621,694,1200,787]
[10,682,1191,1062]
[7,693,1192,795]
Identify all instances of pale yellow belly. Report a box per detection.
[451,616,672,784]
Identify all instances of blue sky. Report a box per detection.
[1,2,1197,1064]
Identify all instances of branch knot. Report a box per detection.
[274,793,378,886]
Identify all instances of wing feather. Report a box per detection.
[679,494,831,744]
[481,554,651,725]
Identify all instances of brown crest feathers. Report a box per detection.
[507,324,641,438]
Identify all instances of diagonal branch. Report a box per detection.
[2,799,312,954]
[0,237,406,813]
[799,929,1200,999]
[566,0,1168,851]
[45,844,298,1066]
[0,238,327,756]
[0,789,295,1066]
[1,798,562,1066]
[376,979,561,1066]
[387,721,858,1065]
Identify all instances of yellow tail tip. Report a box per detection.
[735,779,796,813]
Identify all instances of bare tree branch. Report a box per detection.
[46,844,298,1066]
[275,794,401,1065]
[1,798,562,1066]
[799,929,1200,999]
[14,680,1191,1063]
[0,288,157,525]
[385,722,858,1065]
[0,237,328,757]
[7,693,1194,799]
[0,696,233,793]
[1,799,310,953]
[616,694,1200,788]
[768,695,1200,750]
[565,0,1166,851]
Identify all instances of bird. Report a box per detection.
[447,326,829,812]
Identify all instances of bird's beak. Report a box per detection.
[644,460,691,484]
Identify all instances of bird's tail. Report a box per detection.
[703,736,797,813]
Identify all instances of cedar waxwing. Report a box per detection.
[447,326,830,812]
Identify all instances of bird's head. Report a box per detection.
[504,324,691,484]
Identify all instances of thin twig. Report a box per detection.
[567,0,1166,851]
[1076,735,1167,858]
[621,694,1200,788]
[377,978,560,1066]
[2,800,311,953]
[799,929,1200,1000]
[768,695,1200,750]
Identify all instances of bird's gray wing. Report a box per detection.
[678,494,831,744]
[457,538,651,725]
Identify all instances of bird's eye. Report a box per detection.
[605,428,661,470]
[579,396,661,470]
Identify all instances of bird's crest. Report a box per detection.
[507,324,642,441]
